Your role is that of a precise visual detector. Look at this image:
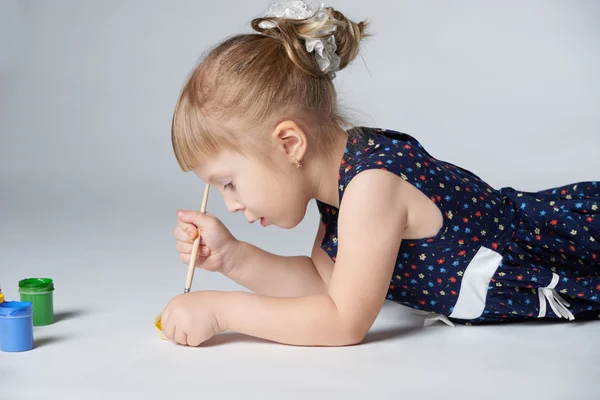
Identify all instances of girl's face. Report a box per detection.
[193,150,310,229]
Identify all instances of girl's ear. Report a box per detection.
[271,120,308,164]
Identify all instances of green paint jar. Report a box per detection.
[19,278,54,326]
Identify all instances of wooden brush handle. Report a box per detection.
[184,183,210,293]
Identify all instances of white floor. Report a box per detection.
[1,206,599,400]
[2,1,600,397]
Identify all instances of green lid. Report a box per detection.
[19,278,54,292]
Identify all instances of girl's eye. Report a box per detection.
[224,182,234,190]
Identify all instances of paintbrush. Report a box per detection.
[184,182,210,293]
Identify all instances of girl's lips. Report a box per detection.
[260,217,268,227]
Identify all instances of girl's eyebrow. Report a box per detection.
[206,172,229,183]
[205,173,218,183]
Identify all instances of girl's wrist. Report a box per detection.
[212,291,231,334]
[221,239,246,277]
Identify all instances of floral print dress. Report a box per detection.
[316,127,600,325]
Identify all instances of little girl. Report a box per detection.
[159,1,600,347]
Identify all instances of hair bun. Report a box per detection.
[251,2,368,78]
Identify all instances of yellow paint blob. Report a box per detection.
[154,314,168,340]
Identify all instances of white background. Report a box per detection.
[1,1,599,399]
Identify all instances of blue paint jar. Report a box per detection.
[0,301,34,352]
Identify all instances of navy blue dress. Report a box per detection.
[317,127,600,324]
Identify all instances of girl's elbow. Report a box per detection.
[321,298,370,345]
[332,322,368,346]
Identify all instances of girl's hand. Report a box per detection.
[174,210,239,274]
[160,291,223,346]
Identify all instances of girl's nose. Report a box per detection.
[224,197,244,213]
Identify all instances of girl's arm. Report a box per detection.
[215,169,407,346]
[222,222,332,297]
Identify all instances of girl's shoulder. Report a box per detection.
[316,126,426,229]
[339,126,434,192]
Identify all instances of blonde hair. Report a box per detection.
[171,6,369,171]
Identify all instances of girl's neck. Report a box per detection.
[310,128,349,208]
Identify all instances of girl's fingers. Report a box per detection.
[176,240,192,254]
[178,248,209,265]
[174,327,188,346]
[177,219,198,240]
[174,226,205,244]
[174,226,191,243]
[176,240,211,256]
